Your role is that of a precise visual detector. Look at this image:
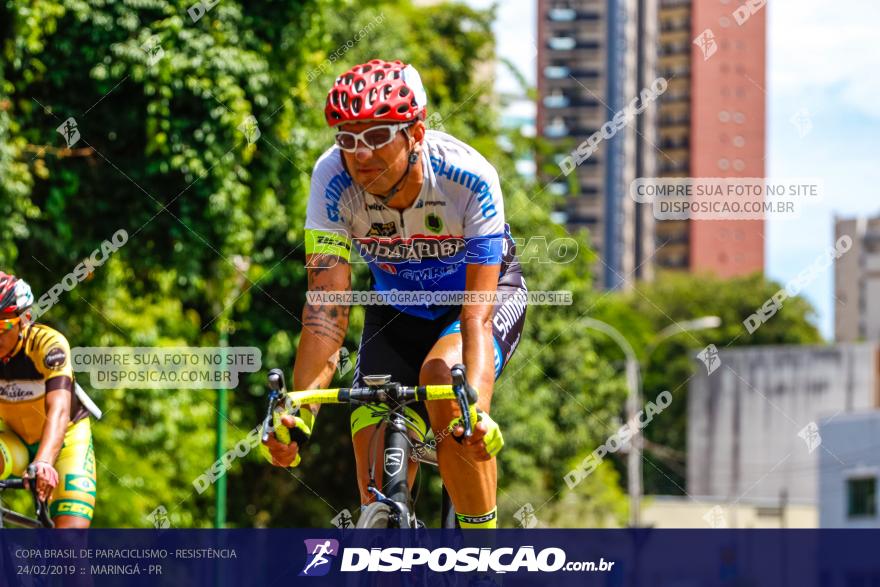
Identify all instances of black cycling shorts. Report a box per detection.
[352,257,527,429]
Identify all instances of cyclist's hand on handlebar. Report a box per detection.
[449,409,504,461]
[24,460,59,502]
[260,413,312,468]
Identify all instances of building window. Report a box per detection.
[544,92,570,108]
[548,8,577,21]
[718,110,731,123]
[544,117,568,138]
[549,181,568,196]
[847,477,877,518]
[548,37,577,51]
[550,211,569,225]
[544,66,570,79]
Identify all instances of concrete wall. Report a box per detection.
[688,343,880,503]
[642,495,817,528]
[819,411,880,528]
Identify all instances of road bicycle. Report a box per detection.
[261,364,479,529]
[0,463,55,528]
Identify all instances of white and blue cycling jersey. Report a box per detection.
[305,130,516,320]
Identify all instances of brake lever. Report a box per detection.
[450,363,478,439]
[262,369,289,443]
[261,390,281,443]
[25,463,55,528]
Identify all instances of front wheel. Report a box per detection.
[356,502,394,528]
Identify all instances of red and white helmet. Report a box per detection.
[325,59,427,127]
[0,272,34,315]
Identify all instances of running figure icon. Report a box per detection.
[300,538,340,577]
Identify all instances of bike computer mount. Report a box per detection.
[362,374,392,387]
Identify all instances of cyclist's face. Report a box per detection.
[339,121,424,193]
[0,312,21,353]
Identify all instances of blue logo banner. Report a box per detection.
[2,529,879,586]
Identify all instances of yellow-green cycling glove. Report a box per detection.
[260,409,314,468]
[448,408,504,457]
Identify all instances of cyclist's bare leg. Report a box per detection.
[352,422,419,506]
[53,515,89,528]
[420,333,496,518]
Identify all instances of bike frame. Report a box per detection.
[262,366,477,529]
[371,408,418,527]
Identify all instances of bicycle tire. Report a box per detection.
[356,502,394,528]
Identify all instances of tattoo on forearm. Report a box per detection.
[303,305,348,347]
[303,257,350,348]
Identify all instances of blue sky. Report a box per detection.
[465,0,880,339]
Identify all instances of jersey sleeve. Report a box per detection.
[305,148,354,261]
[463,164,506,264]
[30,327,74,385]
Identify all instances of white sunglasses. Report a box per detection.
[335,122,414,152]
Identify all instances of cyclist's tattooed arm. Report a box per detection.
[294,254,351,416]
[460,263,502,410]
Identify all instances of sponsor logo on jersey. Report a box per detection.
[425,213,443,234]
[429,155,497,219]
[367,221,397,237]
[324,170,353,222]
[365,202,385,211]
[397,265,459,281]
[44,347,67,371]
[0,381,42,402]
[356,237,466,262]
[493,292,527,339]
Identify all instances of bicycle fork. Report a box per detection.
[367,412,416,528]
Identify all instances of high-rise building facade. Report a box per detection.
[537,0,656,288]
[537,0,766,287]
[836,216,880,342]
[684,0,765,276]
[652,0,766,275]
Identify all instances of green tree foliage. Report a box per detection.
[0,0,329,527]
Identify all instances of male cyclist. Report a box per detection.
[0,272,99,527]
[263,59,526,529]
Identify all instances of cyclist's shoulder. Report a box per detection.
[311,145,353,189]
[21,323,72,377]
[424,130,499,184]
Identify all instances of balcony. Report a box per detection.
[549,181,568,196]
[548,8,576,21]
[543,93,571,108]
[544,119,569,138]
[548,37,577,51]
[544,66,571,79]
